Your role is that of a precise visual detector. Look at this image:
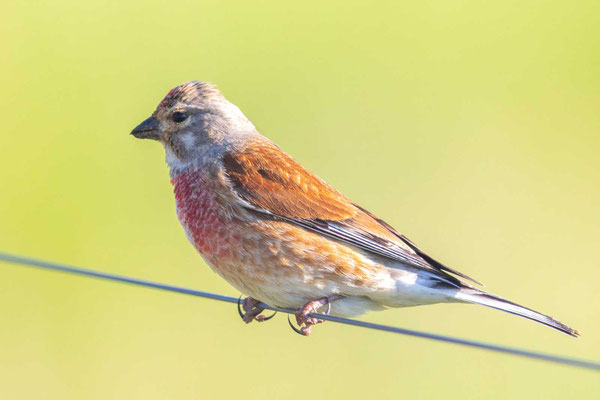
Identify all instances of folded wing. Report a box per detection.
[223,139,480,288]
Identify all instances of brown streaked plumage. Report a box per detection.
[131,80,579,337]
[223,139,480,287]
[222,139,356,220]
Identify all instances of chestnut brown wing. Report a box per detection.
[223,140,356,221]
[223,139,478,287]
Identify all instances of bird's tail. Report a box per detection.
[453,288,579,337]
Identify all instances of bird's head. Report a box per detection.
[131,81,257,171]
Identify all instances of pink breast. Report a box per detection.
[171,169,234,258]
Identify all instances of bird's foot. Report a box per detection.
[237,296,277,323]
[288,295,343,336]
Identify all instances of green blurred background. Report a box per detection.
[1,0,599,398]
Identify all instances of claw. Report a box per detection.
[237,296,244,320]
[261,310,277,321]
[237,296,277,323]
[288,295,342,336]
[288,315,308,336]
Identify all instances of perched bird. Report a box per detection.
[131,81,578,337]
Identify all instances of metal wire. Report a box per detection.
[1,251,599,372]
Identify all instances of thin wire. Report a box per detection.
[1,251,599,372]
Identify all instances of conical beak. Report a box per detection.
[131,116,161,140]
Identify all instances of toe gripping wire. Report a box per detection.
[287,298,333,336]
[237,296,277,322]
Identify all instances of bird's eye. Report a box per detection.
[172,111,188,123]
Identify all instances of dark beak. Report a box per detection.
[131,116,161,140]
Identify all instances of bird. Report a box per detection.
[131,80,579,337]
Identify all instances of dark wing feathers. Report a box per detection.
[353,204,481,285]
[223,140,479,288]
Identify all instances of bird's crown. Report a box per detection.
[159,81,222,109]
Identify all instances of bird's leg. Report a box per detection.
[237,296,277,323]
[289,295,343,336]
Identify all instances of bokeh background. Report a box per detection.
[1,1,599,398]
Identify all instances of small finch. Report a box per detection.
[131,81,578,337]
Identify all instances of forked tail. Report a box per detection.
[455,288,579,337]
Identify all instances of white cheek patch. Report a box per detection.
[165,132,196,165]
[180,132,197,150]
[164,146,181,167]
[164,132,196,169]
